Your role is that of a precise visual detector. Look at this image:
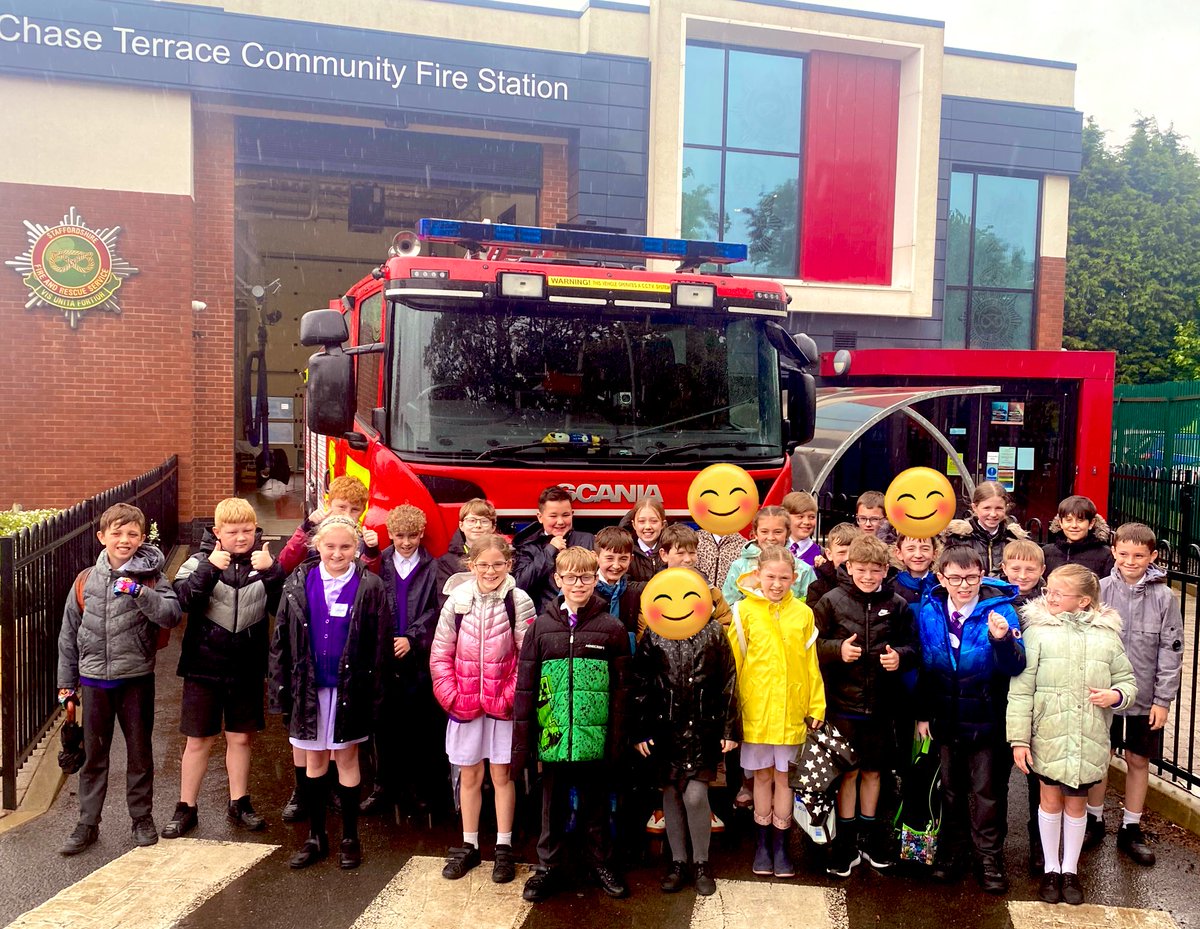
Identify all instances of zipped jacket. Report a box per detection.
[1100,564,1183,714]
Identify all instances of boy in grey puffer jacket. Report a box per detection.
[56,503,182,856]
[1087,523,1183,865]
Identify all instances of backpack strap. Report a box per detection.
[455,590,518,635]
[731,601,748,660]
[73,568,92,613]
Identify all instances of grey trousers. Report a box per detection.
[78,676,155,826]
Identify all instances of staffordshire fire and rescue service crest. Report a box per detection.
[6,207,138,328]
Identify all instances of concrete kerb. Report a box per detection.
[0,544,191,835]
[1107,755,1200,836]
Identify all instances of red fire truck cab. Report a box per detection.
[301,219,817,555]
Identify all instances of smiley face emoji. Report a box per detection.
[687,463,759,535]
[884,467,957,539]
[641,568,715,640]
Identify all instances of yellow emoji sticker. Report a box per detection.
[687,463,759,535]
[641,567,715,640]
[884,467,956,539]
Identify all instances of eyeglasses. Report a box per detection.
[560,574,597,586]
[941,574,982,587]
[473,561,510,572]
[1045,588,1083,602]
[462,517,493,527]
[856,516,884,526]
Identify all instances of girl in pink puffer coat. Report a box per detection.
[429,534,535,884]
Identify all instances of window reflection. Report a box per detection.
[726,51,802,154]
[944,171,1039,349]
[726,153,798,275]
[683,45,726,148]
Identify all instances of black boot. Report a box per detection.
[338,783,362,869]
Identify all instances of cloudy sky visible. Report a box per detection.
[509,0,1199,151]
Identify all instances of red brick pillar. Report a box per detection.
[189,108,237,526]
[1035,256,1066,350]
[540,142,569,227]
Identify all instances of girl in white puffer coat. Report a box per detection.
[429,534,535,884]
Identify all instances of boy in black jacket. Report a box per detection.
[165,498,284,839]
[361,504,440,817]
[1042,495,1114,578]
[805,522,860,608]
[814,534,918,877]
[513,486,596,612]
[512,547,630,903]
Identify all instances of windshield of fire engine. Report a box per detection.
[387,299,783,464]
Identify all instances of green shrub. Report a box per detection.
[0,509,60,537]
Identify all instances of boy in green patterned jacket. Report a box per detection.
[512,546,631,903]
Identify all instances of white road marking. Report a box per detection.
[690,880,849,929]
[1008,900,1178,928]
[5,838,278,929]
[350,855,533,929]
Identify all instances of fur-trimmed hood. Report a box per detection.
[1047,513,1110,543]
[1020,597,1122,633]
[942,516,1028,544]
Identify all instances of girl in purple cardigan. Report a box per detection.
[430,534,536,884]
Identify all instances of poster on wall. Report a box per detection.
[990,401,1009,424]
[1008,402,1025,425]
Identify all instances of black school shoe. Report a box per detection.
[280,789,306,823]
[1060,871,1084,905]
[1038,871,1062,904]
[442,845,482,880]
[1082,813,1105,850]
[975,856,1008,895]
[523,868,565,903]
[661,860,690,893]
[1117,823,1156,866]
[59,823,99,856]
[289,834,329,869]
[228,796,267,832]
[492,844,517,884]
[592,866,629,899]
[694,862,717,897]
[132,815,159,847]
[161,803,198,839]
[339,838,363,870]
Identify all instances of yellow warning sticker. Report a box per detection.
[548,276,671,293]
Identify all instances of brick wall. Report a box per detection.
[539,141,569,226]
[1036,256,1066,350]
[190,109,236,528]
[0,183,195,512]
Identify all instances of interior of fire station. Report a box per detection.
[230,115,546,488]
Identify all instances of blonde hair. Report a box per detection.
[385,504,426,536]
[781,491,818,516]
[555,545,598,575]
[327,475,369,510]
[1047,563,1100,607]
[752,505,790,533]
[459,498,497,522]
[1002,539,1044,566]
[756,544,797,572]
[825,522,860,547]
[467,534,513,564]
[213,497,257,528]
[846,535,890,567]
[313,514,362,546]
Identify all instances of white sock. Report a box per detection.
[1061,813,1087,874]
[497,831,513,846]
[1086,803,1103,820]
[464,831,479,848]
[1122,809,1143,827]
[1038,807,1063,873]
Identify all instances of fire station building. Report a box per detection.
[0,0,1083,526]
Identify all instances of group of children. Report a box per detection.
[53,477,1182,911]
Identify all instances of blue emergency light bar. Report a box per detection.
[415,218,747,267]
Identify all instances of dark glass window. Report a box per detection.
[682,43,803,276]
[355,292,382,421]
[944,171,1040,349]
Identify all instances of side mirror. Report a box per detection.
[785,371,816,449]
[306,350,355,436]
[300,309,349,347]
[766,322,818,368]
[344,431,369,452]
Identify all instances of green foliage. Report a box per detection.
[0,509,59,536]
[1065,118,1200,383]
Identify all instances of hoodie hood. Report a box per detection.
[1020,597,1123,633]
[1107,561,1167,591]
[99,542,166,577]
[944,516,1028,543]
[1048,513,1111,544]
[735,570,797,610]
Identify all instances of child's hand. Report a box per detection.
[635,739,653,757]
[813,555,826,568]
[840,633,861,662]
[393,636,411,658]
[112,577,142,597]
[1013,745,1032,774]
[208,540,232,571]
[57,688,76,707]
[721,740,738,753]
[808,717,824,730]
[1087,687,1120,708]
[879,644,900,671]
[548,535,567,552]
[916,721,931,740]
[250,542,273,571]
[986,611,1010,640]
[1150,705,1170,730]
[362,528,379,549]
[309,507,328,526]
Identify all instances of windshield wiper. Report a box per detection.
[474,440,635,462]
[640,441,779,464]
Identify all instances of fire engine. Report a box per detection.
[301,218,817,555]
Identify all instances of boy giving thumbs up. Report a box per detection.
[164,498,286,839]
[812,534,919,878]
